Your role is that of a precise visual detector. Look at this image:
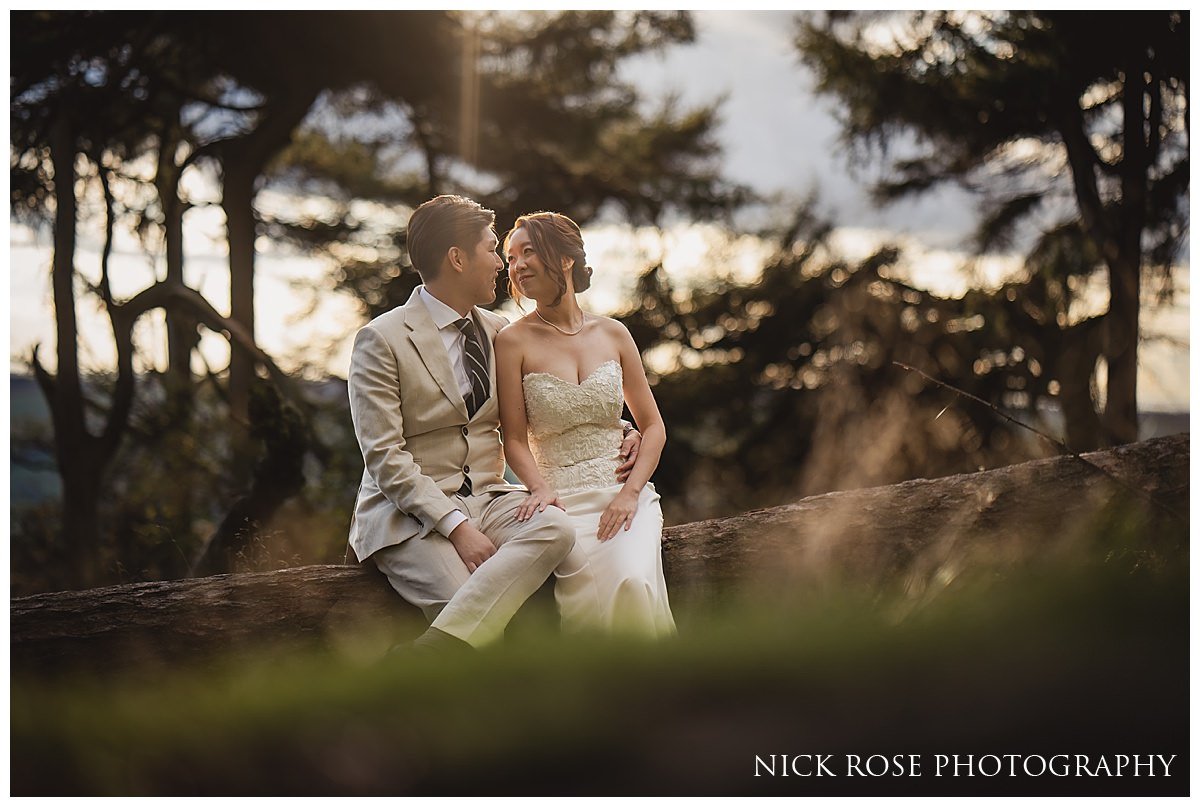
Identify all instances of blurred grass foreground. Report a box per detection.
[12,493,1188,797]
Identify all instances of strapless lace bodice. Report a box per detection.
[522,360,624,493]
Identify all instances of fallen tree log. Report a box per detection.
[11,434,1188,673]
[661,432,1188,601]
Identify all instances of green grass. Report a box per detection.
[12,538,1189,796]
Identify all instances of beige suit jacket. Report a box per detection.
[347,287,521,562]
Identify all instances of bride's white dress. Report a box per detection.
[522,359,676,637]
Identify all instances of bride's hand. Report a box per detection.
[598,488,639,541]
[516,486,563,522]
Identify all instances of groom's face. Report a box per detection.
[456,225,504,306]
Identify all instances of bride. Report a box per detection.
[494,211,676,638]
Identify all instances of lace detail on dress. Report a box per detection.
[522,359,624,493]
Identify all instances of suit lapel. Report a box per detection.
[404,290,470,419]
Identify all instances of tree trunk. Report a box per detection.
[1103,254,1141,445]
[49,116,81,447]
[1056,82,1141,448]
[57,460,104,590]
[1104,59,1151,446]
[157,128,198,397]
[221,90,319,422]
[1056,317,1106,451]
[47,113,100,589]
[156,128,201,542]
[223,162,257,422]
[11,434,1187,673]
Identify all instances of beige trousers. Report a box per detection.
[372,490,575,647]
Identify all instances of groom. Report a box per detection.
[347,194,635,650]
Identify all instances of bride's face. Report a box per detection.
[505,227,557,303]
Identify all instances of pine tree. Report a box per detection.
[797,11,1188,447]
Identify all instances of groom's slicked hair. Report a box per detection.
[407,195,496,281]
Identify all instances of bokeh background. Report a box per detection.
[10,10,1189,591]
[9,10,1191,796]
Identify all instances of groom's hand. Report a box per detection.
[447,521,496,574]
[616,429,641,482]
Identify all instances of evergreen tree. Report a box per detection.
[9,10,748,586]
[797,11,1188,447]
[613,206,1066,521]
[264,11,749,320]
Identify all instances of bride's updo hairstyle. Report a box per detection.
[505,211,593,306]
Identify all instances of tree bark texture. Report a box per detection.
[12,434,1187,674]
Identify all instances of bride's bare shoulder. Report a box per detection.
[591,315,637,346]
[589,314,627,334]
[496,315,538,350]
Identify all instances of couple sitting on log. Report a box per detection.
[346,194,675,652]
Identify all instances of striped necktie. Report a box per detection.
[454,316,489,417]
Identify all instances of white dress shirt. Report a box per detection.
[418,285,478,402]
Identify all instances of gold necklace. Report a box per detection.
[534,307,585,336]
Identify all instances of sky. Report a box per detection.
[7,10,1191,410]
[621,11,983,244]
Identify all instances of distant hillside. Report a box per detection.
[11,374,51,422]
[10,374,352,507]
[11,375,59,504]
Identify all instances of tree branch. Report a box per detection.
[97,303,139,467]
[96,158,116,310]
[1056,95,1121,267]
[154,68,267,114]
[1119,62,1150,262]
[96,277,314,462]
[29,346,58,423]
[116,281,306,410]
[1147,76,1163,162]
[179,134,237,173]
[409,104,442,198]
